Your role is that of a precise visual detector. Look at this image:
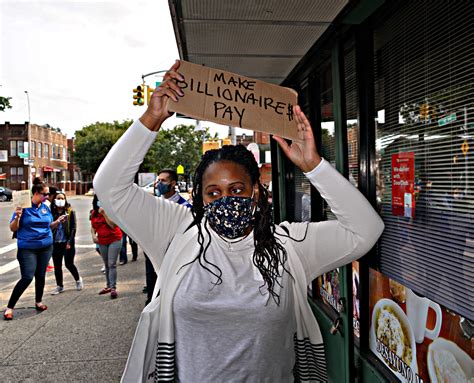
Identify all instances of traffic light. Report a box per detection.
[146,85,155,105]
[133,85,145,106]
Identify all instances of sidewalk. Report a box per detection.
[0,248,147,382]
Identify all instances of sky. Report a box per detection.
[0,0,243,138]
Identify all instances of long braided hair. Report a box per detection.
[186,144,291,304]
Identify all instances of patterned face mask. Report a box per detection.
[204,193,255,239]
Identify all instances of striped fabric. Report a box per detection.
[154,342,175,382]
[293,336,328,382]
[153,335,328,382]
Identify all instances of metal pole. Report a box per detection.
[25,91,31,190]
[24,91,31,122]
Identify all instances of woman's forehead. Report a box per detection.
[202,160,251,186]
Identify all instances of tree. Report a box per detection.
[0,96,12,112]
[143,124,211,179]
[74,120,211,178]
[74,120,132,174]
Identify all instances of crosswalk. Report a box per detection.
[0,243,96,276]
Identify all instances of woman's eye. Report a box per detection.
[231,187,243,194]
[207,190,220,197]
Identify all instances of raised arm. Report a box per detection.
[274,106,384,281]
[93,61,190,268]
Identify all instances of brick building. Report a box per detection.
[0,122,83,194]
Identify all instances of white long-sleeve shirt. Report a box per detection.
[93,119,384,382]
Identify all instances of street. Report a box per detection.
[0,196,146,382]
[0,197,95,298]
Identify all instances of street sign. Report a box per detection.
[177,164,184,175]
[19,153,29,159]
[438,113,456,126]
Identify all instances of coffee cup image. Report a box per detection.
[370,299,418,382]
[427,337,473,383]
[406,288,442,344]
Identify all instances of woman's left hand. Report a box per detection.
[273,105,322,173]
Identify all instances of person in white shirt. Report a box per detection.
[93,60,384,382]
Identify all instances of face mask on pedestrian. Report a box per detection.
[155,182,172,197]
[204,191,256,239]
[55,199,65,208]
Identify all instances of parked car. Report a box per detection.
[0,187,13,201]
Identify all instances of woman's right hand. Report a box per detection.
[14,207,22,221]
[139,60,185,131]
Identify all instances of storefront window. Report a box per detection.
[314,61,341,314]
[371,1,473,381]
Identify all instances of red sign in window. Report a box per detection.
[391,152,415,218]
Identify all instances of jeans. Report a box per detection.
[8,245,53,308]
[98,240,121,289]
[52,242,80,287]
[120,233,139,263]
[120,233,128,264]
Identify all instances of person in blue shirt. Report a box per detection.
[4,180,66,320]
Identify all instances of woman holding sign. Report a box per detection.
[4,180,67,320]
[93,61,384,381]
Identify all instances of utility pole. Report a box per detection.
[25,91,32,191]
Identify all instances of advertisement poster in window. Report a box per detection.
[352,262,360,338]
[316,269,342,313]
[369,268,473,383]
[392,152,415,218]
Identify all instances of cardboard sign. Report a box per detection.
[168,60,300,141]
[392,152,415,218]
[13,190,32,209]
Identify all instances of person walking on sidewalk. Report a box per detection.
[90,195,122,299]
[4,180,67,320]
[50,192,83,295]
[93,61,384,381]
[143,169,191,305]
[119,231,139,265]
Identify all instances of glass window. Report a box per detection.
[31,141,35,157]
[17,141,24,154]
[10,167,17,182]
[37,143,42,158]
[44,144,49,158]
[10,140,17,156]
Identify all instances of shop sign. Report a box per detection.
[437,113,456,126]
[461,140,469,156]
[392,152,415,218]
[369,269,473,383]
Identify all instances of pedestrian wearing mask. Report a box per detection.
[90,195,122,299]
[93,61,384,381]
[50,192,83,295]
[142,169,191,305]
[4,181,67,320]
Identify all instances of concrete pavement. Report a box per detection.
[0,246,147,382]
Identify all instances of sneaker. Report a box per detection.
[46,265,55,272]
[51,286,64,295]
[119,261,127,265]
[101,266,106,273]
[111,289,118,299]
[76,277,83,291]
